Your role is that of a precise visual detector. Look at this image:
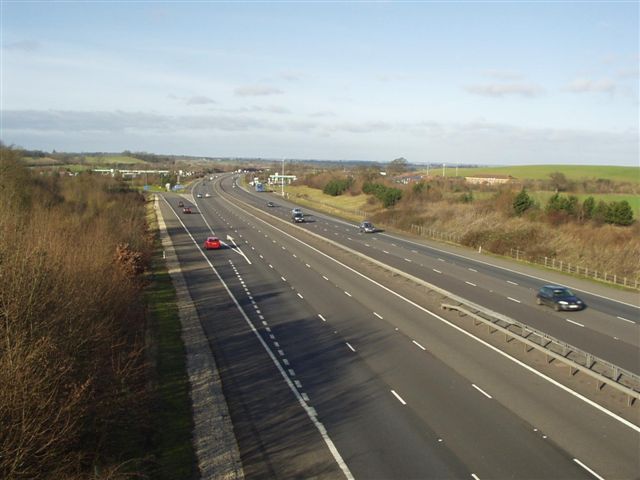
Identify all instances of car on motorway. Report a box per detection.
[267,201,275,207]
[536,285,585,311]
[204,236,221,250]
[359,221,376,233]
[292,212,305,223]
[292,207,302,215]
[178,200,184,207]
[205,193,211,198]
[196,193,203,198]
[182,206,192,214]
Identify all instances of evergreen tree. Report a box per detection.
[513,189,534,215]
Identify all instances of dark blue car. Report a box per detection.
[536,285,585,311]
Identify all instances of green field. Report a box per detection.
[420,165,640,184]
[82,155,148,165]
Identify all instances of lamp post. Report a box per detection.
[281,158,285,197]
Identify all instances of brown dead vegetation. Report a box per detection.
[0,147,152,478]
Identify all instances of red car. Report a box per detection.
[182,206,192,214]
[204,236,221,250]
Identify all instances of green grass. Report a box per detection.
[145,201,196,480]
[420,165,640,184]
[283,185,372,221]
[83,155,148,165]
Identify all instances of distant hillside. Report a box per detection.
[427,165,640,184]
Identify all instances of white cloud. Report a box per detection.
[464,83,544,98]
[185,95,216,105]
[3,40,41,52]
[566,78,616,93]
[481,69,524,80]
[235,85,283,96]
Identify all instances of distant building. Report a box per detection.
[464,174,513,185]
[268,173,297,185]
[392,173,424,184]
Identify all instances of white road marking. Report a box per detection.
[404,258,412,262]
[294,380,302,388]
[297,293,304,299]
[346,342,356,352]
[383,250,390,254]
[391,390,407,405]
[281,276,287,281]
[305,263,311,268]
[465,281,477,287]
[471,474,481,480]
[270,334,276,340]
[507,280,519,285]
[432,269,442,274]
[412,340,426,351]
[411,249,418,253]
[269,264,273,268]
[302,393,310,402]
[566,319,584,327]
[293,254,297,258]
[472,384,492,399]
[318,314,327,322]
[288,369,295,376]
[507,297,521,303]
[322,275,329,280]
[278,350,285,356]
[438,258,445,262]
[283,359,290,366]
[259,254,264,259]
[617,316,636,324]
[347,237,353,240]
[211,187,640,434]
[373,312,383,319]
[573,459,605,480]
[468,268,477,272]
[344,291,352,297]
[274,341,279,347]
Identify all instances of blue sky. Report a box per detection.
[1,1,638,165]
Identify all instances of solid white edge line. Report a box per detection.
[159,195,354,479]
[346,342,356,352]
[211,180,640,433]
[471,384,493,399]
[573,459,605,480]
[391,390,407,405]
[412,340,426,351]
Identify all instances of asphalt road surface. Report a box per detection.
[157,176,639,479]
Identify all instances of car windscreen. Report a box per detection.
[552,289,573,297]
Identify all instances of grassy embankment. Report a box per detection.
[145,198,197,480]
[430,164,640,183]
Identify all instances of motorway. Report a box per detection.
[157,174,640,479]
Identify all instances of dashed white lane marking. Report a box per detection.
[573,459,605,480]
[283,359,290,366]
[365,243,370,247]
[507,280,519,285]
[288,369,296,376]
[412,340,426,351]
[411,249,418,253]
[465,281,477,287]
[404,258,412,262]
[617,316,636,324]
[297,293,304,299]
[274,341,279,347]
[270,334,276,340]
[507,297,521,303]
[322,275,329,280]
[432,269,442,274]
[373,312,383,319]
[294,380,302,388]
[302,393,310,402]
[278,349,285,356]
[281,276,287,281]
[346,342,356,352]
[347,237,353,240]
[344,291,352,297]
[293,254,297,258]
[438,258,445,262]
[468,268,477,272]
[383,250,390,254]
[566,319,584,327]
[259,254,264,259]
[305,263,311,268]
[471,384,493,399]
[471,474,481,480]
[318,314,327,322]
[269,264,273,268]
[391,390,407,405]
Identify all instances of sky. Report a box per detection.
[1,1,638,166]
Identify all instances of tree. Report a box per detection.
[581,196,595,220]
[549,172,569,192]
[513,189,534,215]
[387,157,408,176]
[607,200,634,226]
[592,200,609,223]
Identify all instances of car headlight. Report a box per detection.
[576,300,582,304]
[558,301,568,305]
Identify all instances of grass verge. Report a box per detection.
[145,197,197,480]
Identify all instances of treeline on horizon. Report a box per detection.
[0,146,153,478]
